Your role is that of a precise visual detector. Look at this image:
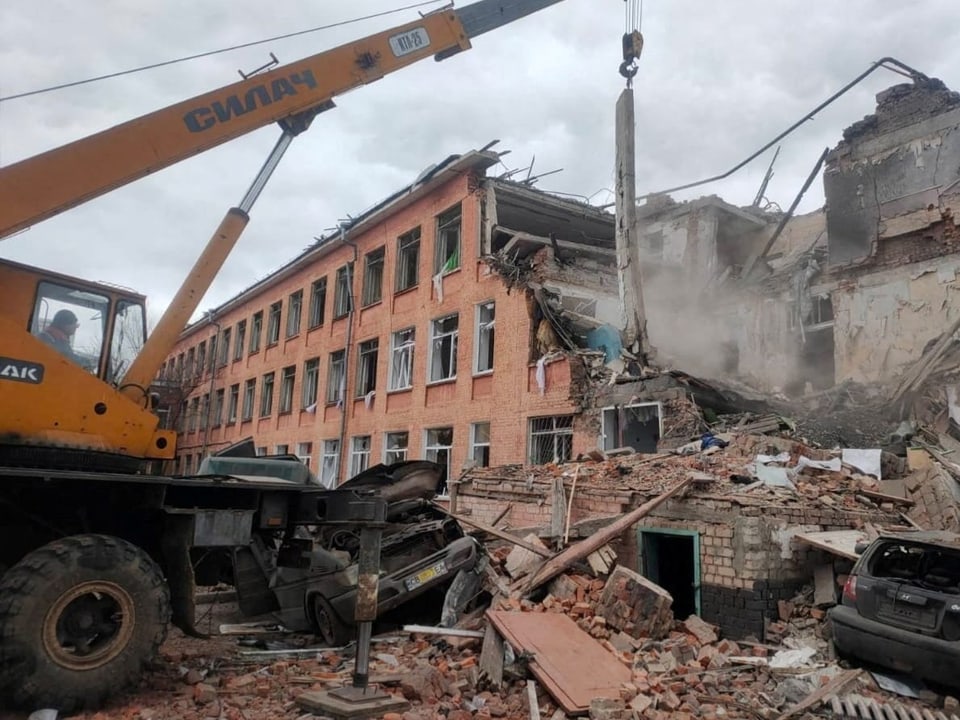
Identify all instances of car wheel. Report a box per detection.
[312,595,351,647]
[0,534,170,712]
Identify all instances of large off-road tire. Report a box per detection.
[0,534,171,712]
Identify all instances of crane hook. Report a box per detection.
[620,30,644,83]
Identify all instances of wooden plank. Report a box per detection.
[563,465,581,545]
[402,625,485,638]
[492,503,513,527]
[527,680,542,720]
[506,534,551,578]
[796,530,866,561]
[776,668,862,720]
[487,610,631,715]
[858,488,915,506]
[526,478,692,593]
[437,507,554,558]
[478,624,504,689]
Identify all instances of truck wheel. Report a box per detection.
[0,534,170,712]
[312,595,351,647]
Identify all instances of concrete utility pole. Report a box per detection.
[614,87,654,365]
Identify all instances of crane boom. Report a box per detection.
[0,0,565,240]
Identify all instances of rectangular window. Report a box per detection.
[470,422,491,467]
[529,415,574,465]
[425,427,453,496]
[227,383,240,423]
[266,301,282,345]
[384,431,409,465]
[475,301,495,374]
[260,371,275,417]
[356,339,379,398]
[389,327,415,391]
[434,204,461,274]
[234,320,246,361]
[302,357,320,409]
[207,337,217,372]
[286,290,303,338]
[396,228,420,292]
[279,365,296,414]
[212,389,224,427]
[196,341,207,378]
[249,311,263,353]
[200,393,210,430]
[275,444,289,455]
[350,435,371,477]
[334,264,354,319]
[242,379,256,421]
[256,446,267,457]
[185,348,195,380]
[297,442,313,468]
[362,247,385,306]
[175,353,184,381]
[429,314,458,383]
[218,327,231,367]
[309,277,327,328]
[187,397,199,432]
[326,349,346,405]
[320,439,340,488]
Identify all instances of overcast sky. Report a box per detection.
[3,0,960,326]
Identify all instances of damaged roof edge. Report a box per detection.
[178,148,501,338]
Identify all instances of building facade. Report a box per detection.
[161,147,618,487]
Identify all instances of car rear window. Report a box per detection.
[868,541,960,593]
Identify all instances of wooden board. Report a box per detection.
[487,611,631,715]
[796,530,866,561]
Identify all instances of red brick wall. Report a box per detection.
[167,171,586,479]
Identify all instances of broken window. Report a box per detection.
[259,371,275,417]
[275,444,289,455]
[396,228,421,292]
[362,247,385,306]
[601,403,661,454]
[475,301,495,373]
[470,422,491,467]
[356,339,379,398]
[200,393,210,430]
[266,302,281,345]
[334,263,354,319]
[227,383,239,423]
[302,357,319,409]
[256,446,267,457]
[309,277,327,328]
[327,349,346,405]
[425,427,453,495]
[429,314,458,383]
[242,379,255,421]
[249,311,263,353]
[529,415,573,465]
[390,327,415,391]
[297,441,313,468]
[350,435,371,477]
[435,205,461,274]
[279,365,295,414]
[286,290,303,338]
[234,320,246,361]
[185,348,195,379]
[384,431,409,464]
[196,341,206,378]
[320,439,340,488]
[218,327,231,367]
[212,389,224,427]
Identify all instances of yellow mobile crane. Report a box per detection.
[0,0,570,711]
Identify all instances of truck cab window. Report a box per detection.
[31,281,108,375]
[109,301,146,385]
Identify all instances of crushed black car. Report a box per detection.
[210,455,482,645]
[829,531,960,690]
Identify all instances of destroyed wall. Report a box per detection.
[456,448,897,640]
[825,79,960,267]
[904,460,960,532]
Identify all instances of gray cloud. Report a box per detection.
[2,0,959,327]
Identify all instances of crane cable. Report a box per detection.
[620,0,644,85]
[0,0,443,103]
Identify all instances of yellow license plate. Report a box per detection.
[405,561,446,590]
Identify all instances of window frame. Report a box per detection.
[308,277,327,329]
[320,439,340,488]
[428,313,459,384]
[395,227,421,292]
[474,300,495,375]
[279,365,296,414]
[361,246,385,307]
[349,435,372,477]
[234,320,247,362]
[249,311,263,353]
[355,338,379,398]
[434,204,462,275]
[286,289,303,338]
[217,327,231,367]
[302,357,320,409]
[470,421,491,467]
[259,371,275,418]
[227,383,240,424]
[266,301,282,346]
[212,388,225,428]
[528,415,574,465]
[326,349,346,405]
[242,379,256,421]
[384,431,409,465]
[389,327,416,391]
[424,426,454,496]
[333,263,354,319]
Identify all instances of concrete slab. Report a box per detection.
[296,688,410,719]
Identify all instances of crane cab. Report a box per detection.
[1,258,147,385]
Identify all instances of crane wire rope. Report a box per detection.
[0,0,444,103]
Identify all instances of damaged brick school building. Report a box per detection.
[163,74,960,639]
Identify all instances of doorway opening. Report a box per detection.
[638,528,700,619]
[601,402,661,454]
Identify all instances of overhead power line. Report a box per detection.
[0,0,443,103]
